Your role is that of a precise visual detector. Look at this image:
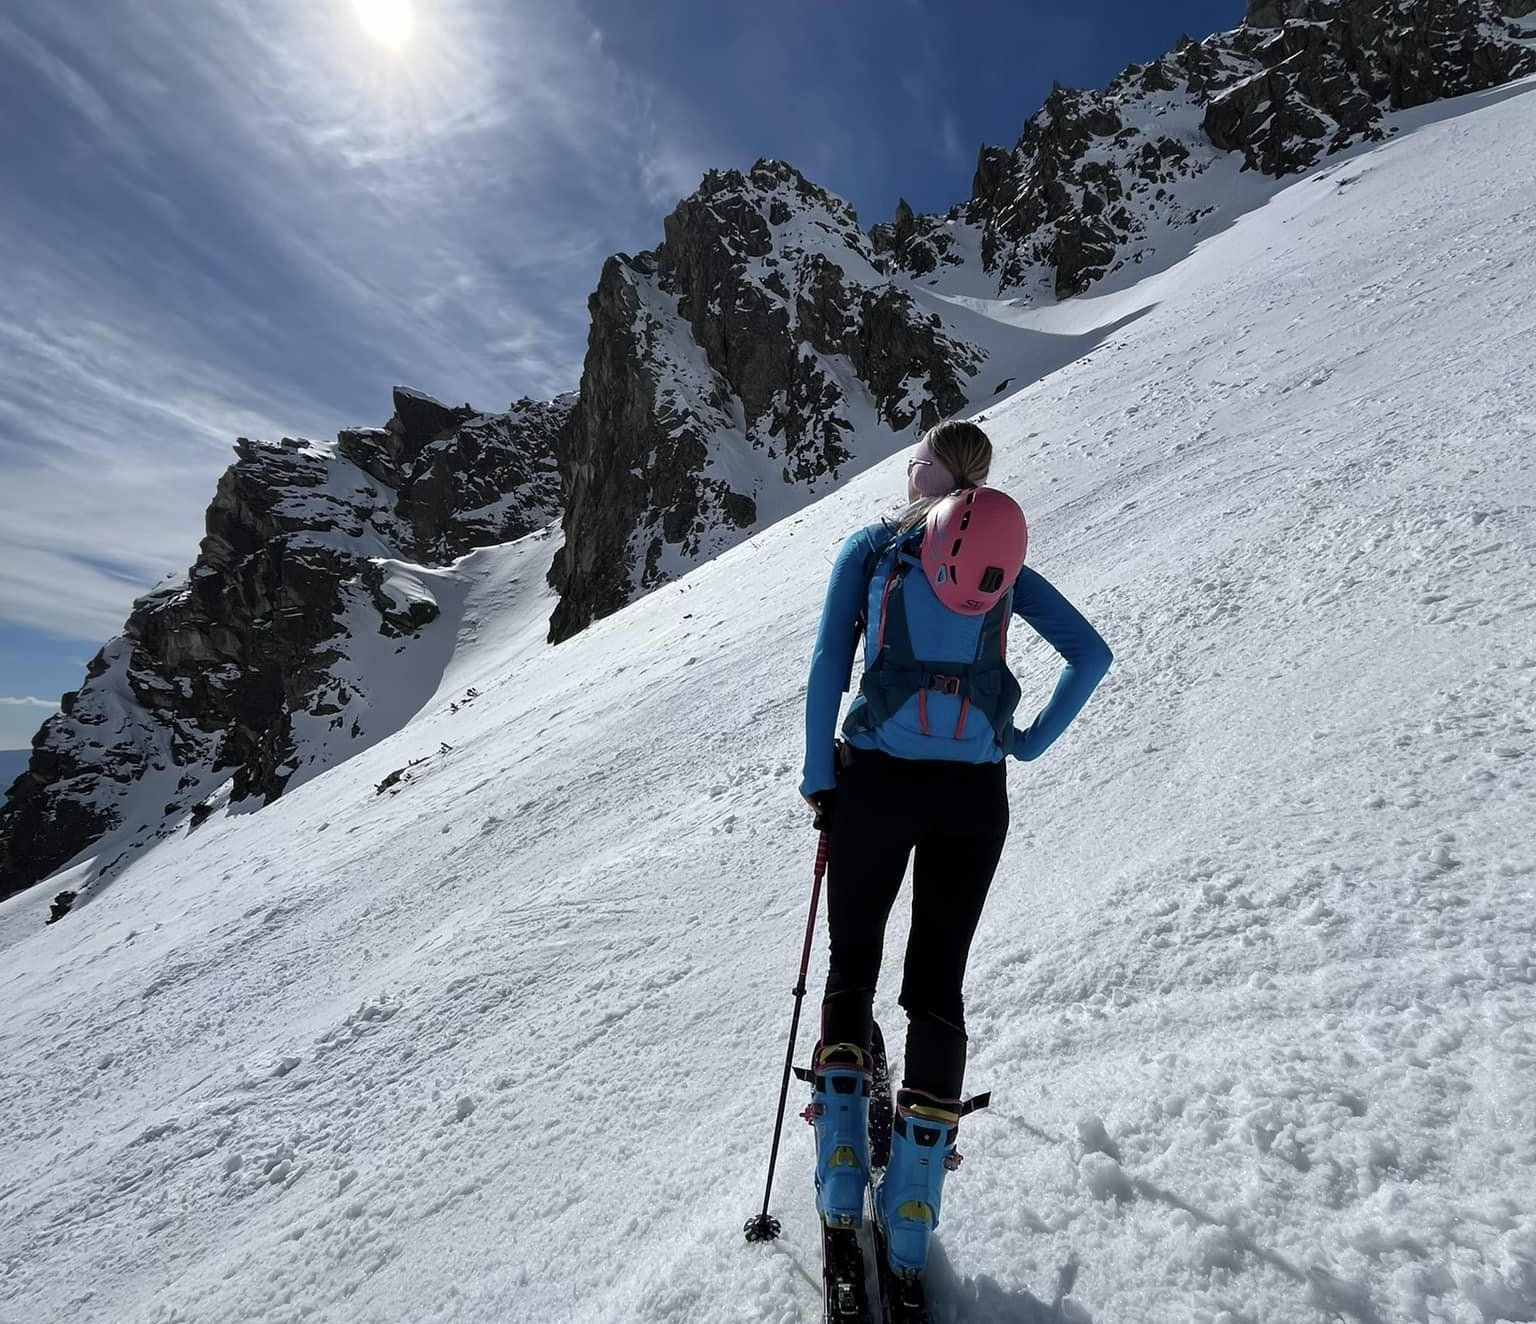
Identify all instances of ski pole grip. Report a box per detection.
[814,831,829,878]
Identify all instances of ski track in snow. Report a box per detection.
[2,80,1536,1324]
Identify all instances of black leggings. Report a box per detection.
[820,747,1009,1099]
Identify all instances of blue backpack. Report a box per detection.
[842,530,1022,760]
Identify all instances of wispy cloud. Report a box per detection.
[0,697,56,707]
[0,15,142,163]
[896,24,969,175]
[941,111,968,169]
[0,0,719,656]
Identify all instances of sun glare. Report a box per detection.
[352,0,415,48]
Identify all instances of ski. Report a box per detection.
[864,1021,926,1322]
[807,1021,898,1323]
[871,1221,930,1324]
[822,1222,875,1323]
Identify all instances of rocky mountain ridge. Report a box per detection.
[876,0,1536,298]
[0,389,564,903]
[549,159,985,641]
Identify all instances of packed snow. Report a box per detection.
[2,77,1535,1324]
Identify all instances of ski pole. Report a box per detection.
[744,823,830,1242]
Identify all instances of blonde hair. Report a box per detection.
[892,419,993,534]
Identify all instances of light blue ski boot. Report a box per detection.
[806,1042,872,1227]
[875,1089,963,1276]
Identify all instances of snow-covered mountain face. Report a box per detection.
[0,390,565,905]
[548,160,985,642]
[2,75,1533,1324]
[875,0,1536,299]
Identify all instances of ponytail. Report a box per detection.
[892,419,993,534]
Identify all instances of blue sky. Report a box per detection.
[0,0,1240,749]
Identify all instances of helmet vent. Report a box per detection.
[979,567,1004,593]
[950,538,963,557]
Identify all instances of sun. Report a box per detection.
[351,0,415,48]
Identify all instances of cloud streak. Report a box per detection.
[0,15,141,163]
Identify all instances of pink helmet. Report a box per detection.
[920,487,1028,615]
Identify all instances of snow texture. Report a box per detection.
[2,77,1535,1324]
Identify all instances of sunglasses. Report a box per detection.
[907,454,956,498]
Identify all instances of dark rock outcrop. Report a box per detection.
[548,160,982,642]
[870,198,968,278]
[1208,0,1536,175]
[340,391,568,559]
[0,389,566,902]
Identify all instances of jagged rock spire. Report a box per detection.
[548,159,980,642]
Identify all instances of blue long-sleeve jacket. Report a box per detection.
[800,522,1112,797]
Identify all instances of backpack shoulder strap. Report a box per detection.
[857,527,925,649]
[855,526,911,637]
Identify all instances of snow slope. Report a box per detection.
[3,78,1535,1324]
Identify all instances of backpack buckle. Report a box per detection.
[926,674,962,697]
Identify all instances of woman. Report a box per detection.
[799,418,1112,1277]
